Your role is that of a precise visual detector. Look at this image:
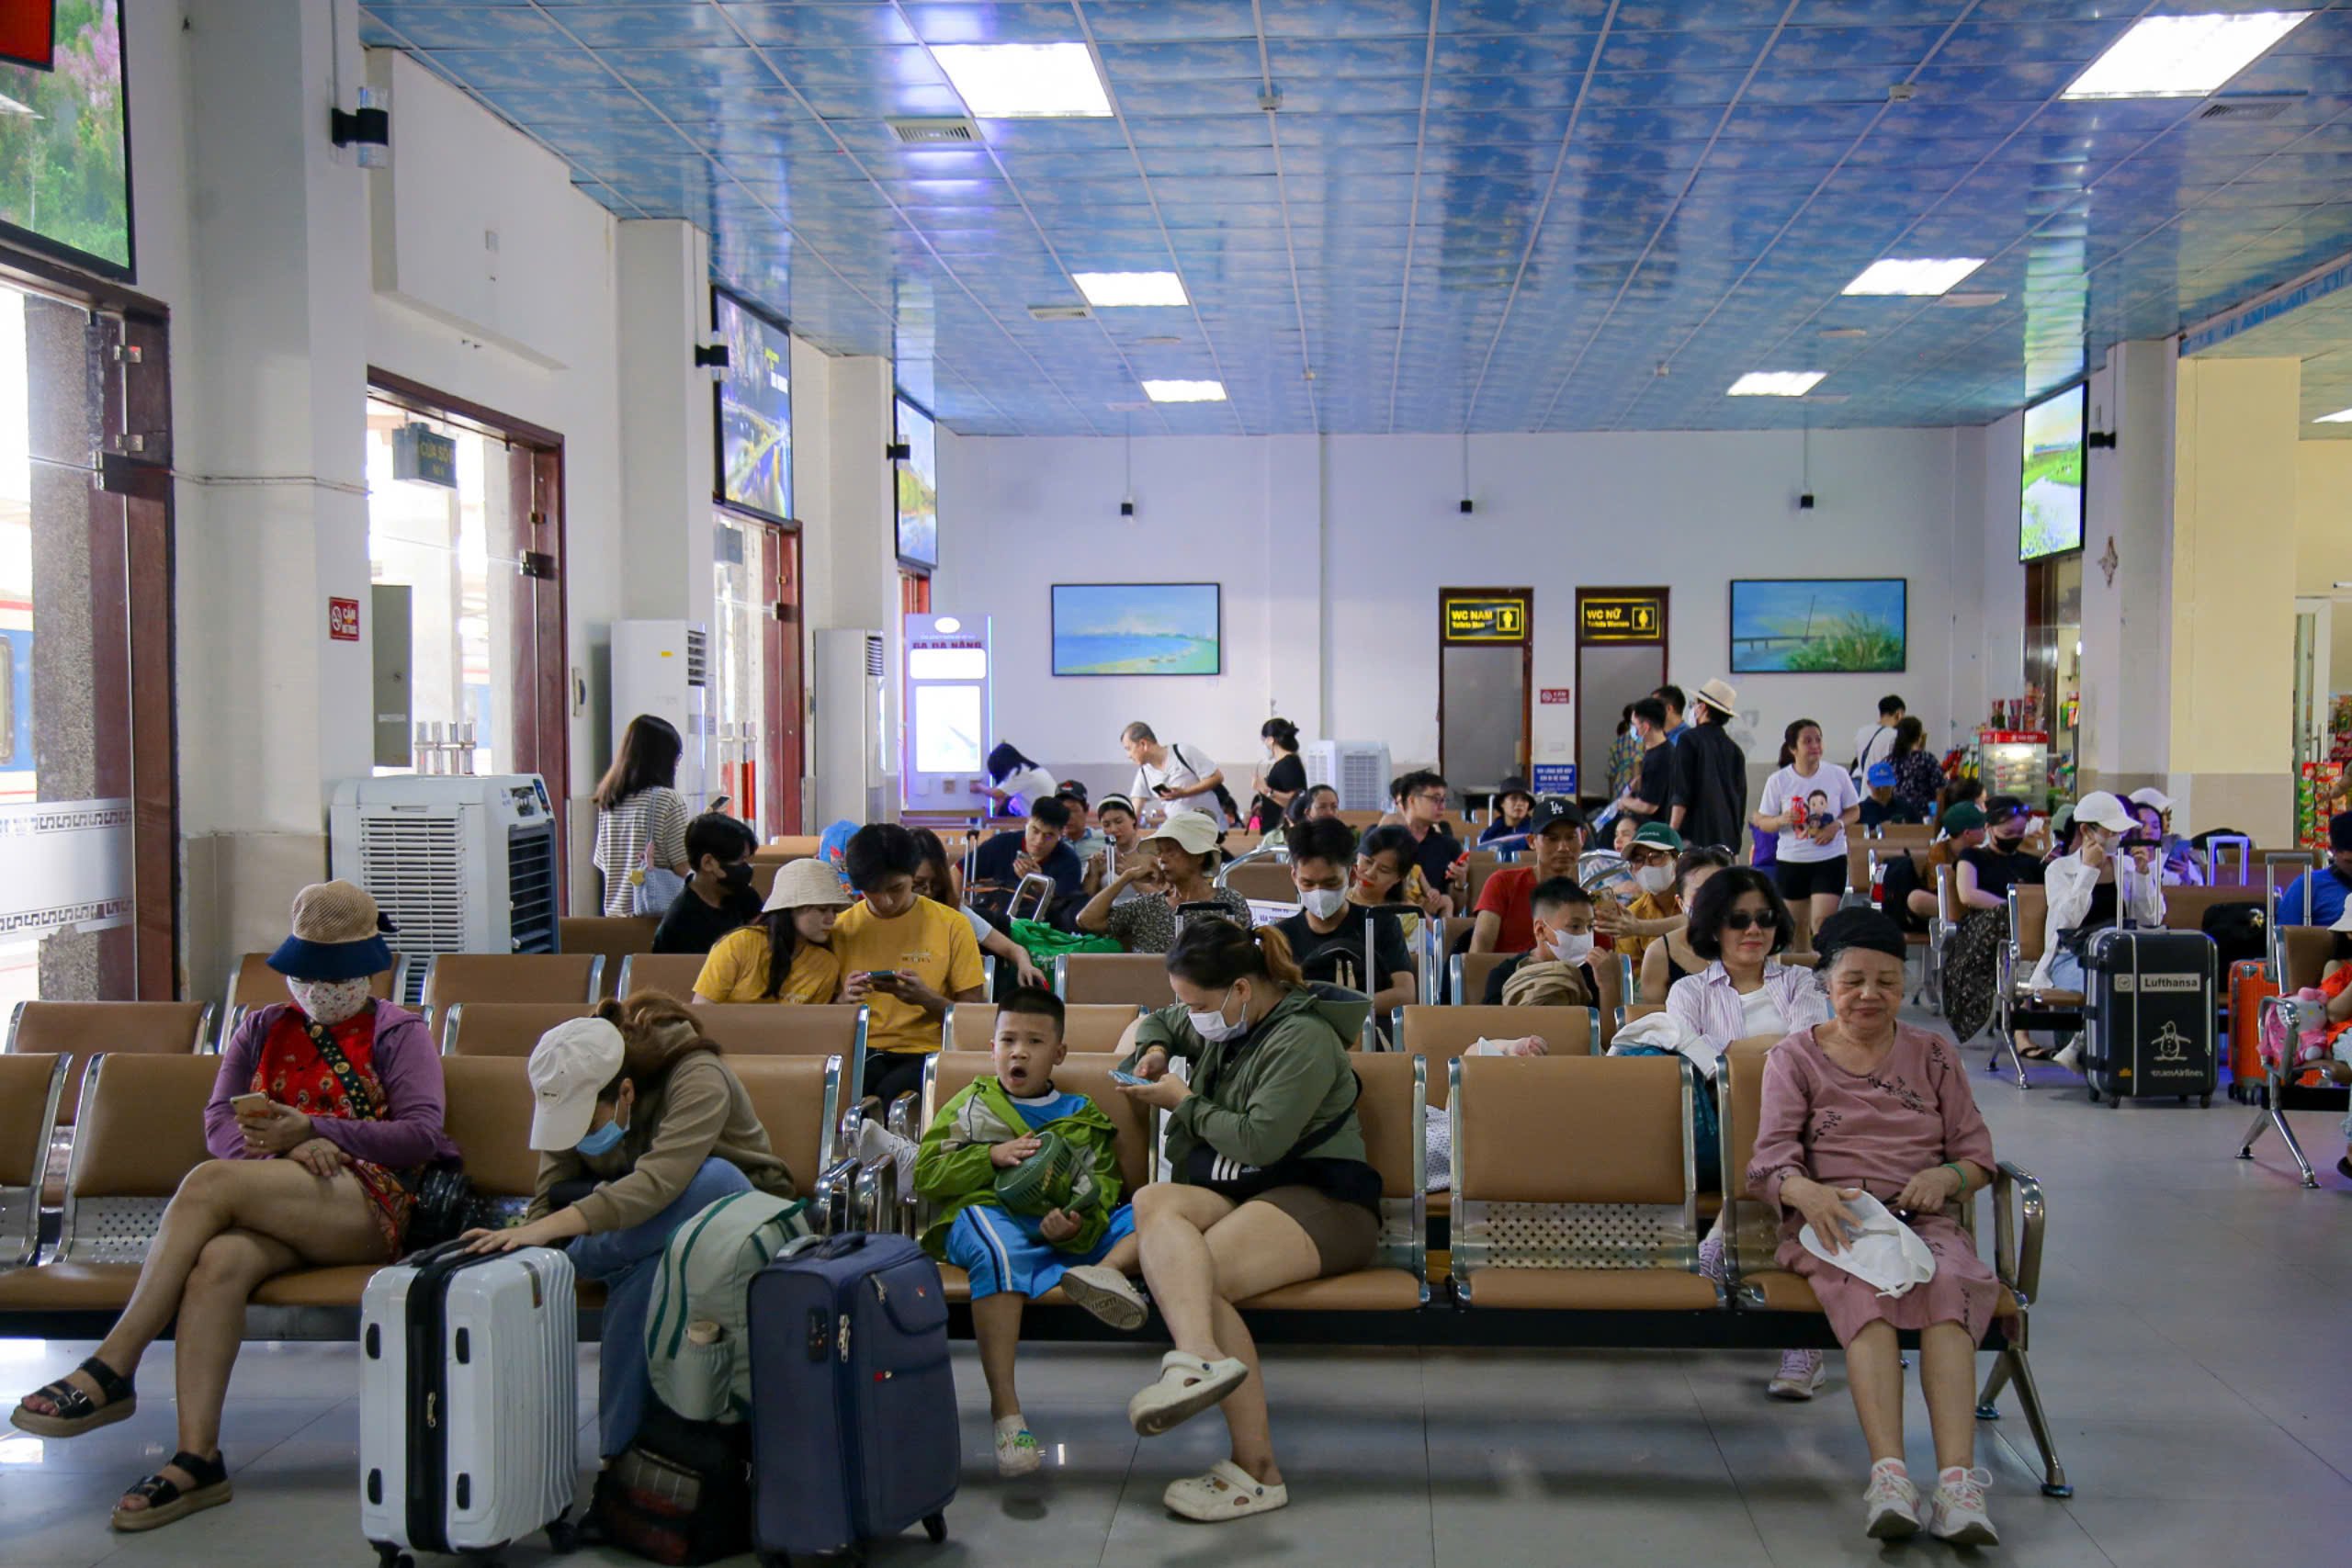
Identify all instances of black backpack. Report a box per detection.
[2199,901,2267,969]
[590,1403,753,1565]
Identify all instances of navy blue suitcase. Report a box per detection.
[746,1232,957,1565]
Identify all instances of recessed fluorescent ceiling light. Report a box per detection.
[1843,257,1986,296]
[1728,371,1826,398]
[1072,271,1188,308]
[2315,407,2352,423]
[1142,379,1227,403]
[2063,11,2313,100]
[933,42,1111,118]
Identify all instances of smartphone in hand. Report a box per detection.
[1109,1069,1151,1087]
[231,1092,273,1117]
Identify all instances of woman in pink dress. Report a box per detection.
[1747,908,2001,1547]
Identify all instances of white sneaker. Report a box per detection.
[1928,1465,1998,1546]
[1697,1229,1727,1283]
[1768,1348,1826,1400]
[854,1120,918,1190]
[1862,1459,1921,1540]
[993,1415,1040,1479]
[1057,1263,1148,1332]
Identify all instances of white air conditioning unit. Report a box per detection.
[1302,740,1392,812]
[611,620,711,810]
[330,775,560,1001]
[811,628,891,827]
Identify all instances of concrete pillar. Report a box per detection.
[2168,355,2301,842]
[801,353,900,810]
[614,220,717,629]
[2075,340,2176,797]
[175,0,371,991]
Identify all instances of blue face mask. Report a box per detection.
[575,1114,628,1156]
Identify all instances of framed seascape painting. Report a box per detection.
[1051,583,1222,677]
[1727,578,1906,674]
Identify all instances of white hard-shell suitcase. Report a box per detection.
[359,1242,580,1566]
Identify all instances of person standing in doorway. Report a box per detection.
[1853,694,1905,777]
[1615,698,1675,823]
[1670,678,1747,853]
[1121,722,1228,829]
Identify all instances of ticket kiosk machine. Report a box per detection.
[901,614,993,818]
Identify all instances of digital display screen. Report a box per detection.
[908,646,987,681]
[716,288,790,523]
[913,683,981,773]
[895,395,937,572]
[2019,383,2086,562]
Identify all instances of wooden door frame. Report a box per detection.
[1436,586,1533,790]
[1573,586,1671,802]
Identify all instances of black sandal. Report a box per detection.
[10,1355,135,1438]
[110,1450,232,1532]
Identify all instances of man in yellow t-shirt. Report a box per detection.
[830,823,987,1105]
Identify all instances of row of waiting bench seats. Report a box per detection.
[0,1034,2064,1492]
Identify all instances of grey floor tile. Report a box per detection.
[2065,1495,2352,1568]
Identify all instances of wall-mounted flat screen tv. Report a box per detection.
[895,394,937,573]
[0,1,132,278]
[715,287,790,524]
[2019,381,2086,562]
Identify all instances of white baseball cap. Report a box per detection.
[527,1016,625,1151]
[2128,786,2176,814]
[2072,791,2136,835]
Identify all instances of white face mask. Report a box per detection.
[288,976,372,1027]
[1300,887,1347,920]
[1548,932,1596,965]
[1635,864,1675,894]
[1187,985,1249,1043]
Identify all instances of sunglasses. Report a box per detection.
[1720,910,1775,932]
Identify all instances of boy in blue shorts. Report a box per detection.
[912,989,1142,1476]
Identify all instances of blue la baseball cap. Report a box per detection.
[1866,761,1897,788]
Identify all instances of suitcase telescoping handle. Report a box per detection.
[813,1233,870,1261]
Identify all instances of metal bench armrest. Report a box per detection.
[1991,1160,2045,1306]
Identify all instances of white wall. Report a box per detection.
[942,428,2001,788]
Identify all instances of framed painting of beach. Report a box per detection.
[1051,583,1223,677]
[1727,578,1906,674]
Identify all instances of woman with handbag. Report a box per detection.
[593,713,693,917]
[1085,917,1375,1523]
[9,883,458,1534]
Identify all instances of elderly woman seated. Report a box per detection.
[9,883,457,1533]
[1746,908,2002,1546]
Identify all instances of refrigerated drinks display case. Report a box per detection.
[1976,730,2051,801]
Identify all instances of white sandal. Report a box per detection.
[1163,1459,1288,1521]
[1126,1349,1248,1436]
[1056,1264,1147,1331]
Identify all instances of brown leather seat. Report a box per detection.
[750,863,782,901]
[752,836,821,863]
[1451,1053,1705,1310]
[2281,927,2335,992]
[1057,953,1176,1008]
[0,1261,142,1309]
[2157,885,2260,932]
[558,917,659,996]
[946,1004,1140,1054]
[443,1002,598,1056]
[1220,860,1299,905]
[439,1056,542,1200]
[0,1054,65,1268]
[619,953,709,1000]
[1453,950,1510,1005]
[9,1000,215,1131]
[730,1056,840,1198]
[1246,1052,1423,1312]
[693,1003,865,1058]
[1398,1005,1596,1107]
[223,954,402,1042]
[1238,1269,1425,1311]
[253,1265,384,1308]
[421,954,604,1024]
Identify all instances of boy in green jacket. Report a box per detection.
[911,988,1139,1477]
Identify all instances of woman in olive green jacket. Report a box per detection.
[1069,917,1375,1524]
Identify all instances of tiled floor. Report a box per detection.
[3,1030,2348,1567]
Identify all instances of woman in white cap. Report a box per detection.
[1749,909,2003,1545]
[1073,810,1249,954]
[2026,791,2164,1067]
[691,855,851,1004]
[9,882,457,1533]
[465,994,795,1460]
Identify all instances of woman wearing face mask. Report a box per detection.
[1108,918,1377,1522]
[1349,824,1448,919]
[1667,867,1835,1402]
[467,995,796,1461]
[2028,792,2164,1073]
[1594,821,1688,966]
[1640,847,1735,1002]
[1883,803,1985,935]
[10,883,458,1533]
[1748,909,2003,1546]
[1933,796,2047,1054]
[1267,818,1417,1019]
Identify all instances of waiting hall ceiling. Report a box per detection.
[357,1,2352,436]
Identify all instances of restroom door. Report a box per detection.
[1438,589,1531,798]
[1575,589,1669,802]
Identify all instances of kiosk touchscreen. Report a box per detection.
[902,614,992,817]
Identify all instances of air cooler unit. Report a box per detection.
[1302,740,1392,812]
[330,774,560,1004]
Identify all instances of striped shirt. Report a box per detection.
[593,786,690,917]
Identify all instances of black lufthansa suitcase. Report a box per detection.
[2079,928,2218,1107]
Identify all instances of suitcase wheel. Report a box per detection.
[2199,1093,2212,1109]
[373,1551,413,1568]
[546,1517,579,1553]
[924,1512,948,1544]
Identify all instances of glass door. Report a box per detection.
[713,512,804,838]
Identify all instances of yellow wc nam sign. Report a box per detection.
[1443,595,1528,643]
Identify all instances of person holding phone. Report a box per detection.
[829,823,988,1106]
[1120,721,1228,829]
[10,884,456,1533]
[2030,792,2165,1075]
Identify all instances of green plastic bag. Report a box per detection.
[1008,918,1123,967]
